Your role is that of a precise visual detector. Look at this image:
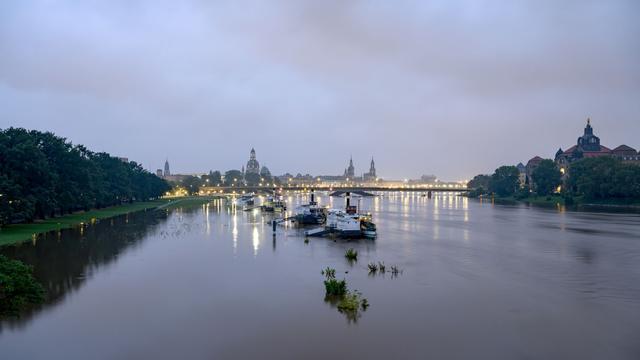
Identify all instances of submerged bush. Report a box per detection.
[377,262,386,273]
[324,278,347,296]
[345,248,358,261]
[337,290,369,322]
[367,262,378,273]
[0,255,45,316]
[321,267,336,279]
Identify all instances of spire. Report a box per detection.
[587,117,590,126]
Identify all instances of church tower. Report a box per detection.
[369,157,376,178]
[246,148,260,174]
[345,156,355,178]
[577,118,601,152]
[164,159,170,177]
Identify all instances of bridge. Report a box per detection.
[199,185,468,194]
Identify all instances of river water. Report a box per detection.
[1,193,639,360]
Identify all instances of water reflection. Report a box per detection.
[0,209,170,331]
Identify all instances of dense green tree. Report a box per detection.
[0,128,170,227]
[0,255,45,315]
[566,157,640,200]
[244,172,261,186]
[223,170,243,186]
[531,159,562,196]
[203,170,222,186]
[489,166,520,197]
[181,176,203,195]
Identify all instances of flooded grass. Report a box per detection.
[345,248,358,261]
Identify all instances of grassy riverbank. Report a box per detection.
[0,197,216,246]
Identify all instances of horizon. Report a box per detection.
[1,1,639,180]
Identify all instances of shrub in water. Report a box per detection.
[377,262,386,273]
[321,267,336,279]
[324,278,347,296]
[345,248,358,261]
[367,262,378,273]
[0,255,45,316]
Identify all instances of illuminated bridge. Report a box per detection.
[199,185,468,194]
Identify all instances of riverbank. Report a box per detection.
[471,193,640,212]
[0,197,217,246]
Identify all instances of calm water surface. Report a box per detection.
[1,193,639,359]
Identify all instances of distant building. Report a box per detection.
[516,163,526,187]
[260,165,272,178]
[164,159,171,177]
[156,169,163,177]
[246,148,260,175]
[117,157,129,163]
[363,157,377,181]
[611,145,640,163]
[555,119,640,172]
[343,156,355,179]
[420,174,437,183]
[525,156,543,187]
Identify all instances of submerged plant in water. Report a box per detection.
[390,265,403,277]
[377,262,386,273]
[324,278,347,296]
[321,267,336,279]
[0,255,45,316]
[367,262,378,273]
[345,248,358,261]
[337,290,369,322]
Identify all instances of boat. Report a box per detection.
[235,193,255,207]
[261,195,286,212]
[305,192,377,238]
[294,189,327,225]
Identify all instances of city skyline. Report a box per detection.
[1,1,639,179]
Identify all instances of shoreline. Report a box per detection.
[469,194,640,213]
[0,196,217,247]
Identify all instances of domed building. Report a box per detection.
[245,148,260,175]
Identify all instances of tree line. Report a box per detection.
[0,128,171,226]
[467,157,640,202]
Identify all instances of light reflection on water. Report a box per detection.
[1,193,639,360]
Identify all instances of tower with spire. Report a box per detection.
[343,156,355,179]
[164,159,171,177]
[245,148,260,175]
[363,157,377,181]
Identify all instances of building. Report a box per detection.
[611,145,640,163]
[516,163,526,187]
[156,169,163,177]
[343,156,355,179]
[164,159,171,177]
[363,157,377,181]
[555,119,639,172]
[525,156,543,187]
[245,148,260,175]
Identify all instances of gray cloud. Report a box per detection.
[1,0,638,180]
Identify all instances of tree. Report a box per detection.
[181,176,203,195]
[531,159,562,196]
[489,166,520,197]
[0,255,45,315]
[0,127,170,227]
[203,170,222,186]
[566,157,640,200]
[244,172,261,186]
[224,170,243,186]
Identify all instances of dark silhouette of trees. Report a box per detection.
[223,170,243,186]
[0,128,170,227]
[489,166,520,197]
[566,157,640,200]
[531,159,562,196]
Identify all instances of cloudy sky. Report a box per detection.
[1,0,638,180]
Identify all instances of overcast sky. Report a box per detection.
[1,0,638,180]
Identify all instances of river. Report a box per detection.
[1,193,639,359]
